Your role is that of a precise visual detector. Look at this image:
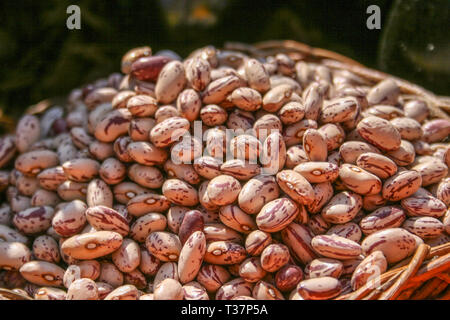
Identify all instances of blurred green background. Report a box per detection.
[0,0,449,127]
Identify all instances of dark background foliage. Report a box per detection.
[0,0,449,128]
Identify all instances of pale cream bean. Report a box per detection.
[164,160,200,185]
[245,59,270,93]
[139,249,161,276]
[304,258,343,279]
[193,156,222,180]
[85,206,129,236]
[422,119,450,143]
[219,205,257,234]
[206,175,241,206]
[403,100,429,123]
[205,128,226,159]
[0,242,31,270]
[260,243,290,272]
[350,251,387,290]
[15,150,59,176]
[127,164,164,190]
[297,277,342,300]
[127,95,158,117]
[230,87,262,112]
[382,170,422,201]
[253,114,282,140]
[256,198,299,233]
[283,119,318,147]
[215,277,254,300]
[220,159,260,181]
[238,175,279,215]
[128,117,155,141]
[320,97,358,123]
[15,115,40,153]
[411,161,448,187]
[86,179,113,208]
[98,261,124,288]
[197,264,231,293]
[153,278,184,300]
[200,104,228,126]
[321,191,362,224]
[30,189,60,207]
[176,89,201,121]
[339,163,382,195]
[178,231,206,284]
[403,217,444,239]
[146,231,181,262]
[111,238,141,273]
[326,222,362,242]
[162,179,199,207]
[19,261,64,287]
[357,116,401,151]
[183,281,209,300]
[52,200,87,237]
[127,192,171,216]
[113,182,149,204]
[66,278,98,300]
[130,213,167,243]
[13,206,54,235]
[311,234,362,260]
[34,287,67,300]
[238,257,267,283]
[252,280,284,300]
[359,206,406,235]
[113,136,133,163]
[260,131,286,175]
[278,102,305,125]
[230,134,261,162]
[285,145,309,168]
[94,109,132,143]
[104,284,139,300]
[366,79,399,105]
[262,84,294,112]
[365,105,404,120]
[155,61,186,104]
[61,231,123,260]
[318,123,346,151]
[99,158,126,185]
[276,170,315,206]
[386,139,416,166]
[203,75,242,105]
[356,152,397,179]
[390,117,423,141]
[32,235,60,264]
[361,228,420,264]
[204,241,246,265]
[294,162,339,183]
[186,57,211,91]
[112,90,136,109]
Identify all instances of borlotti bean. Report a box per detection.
[0,44,449,301]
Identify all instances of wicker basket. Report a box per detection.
[1,40,449,300]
